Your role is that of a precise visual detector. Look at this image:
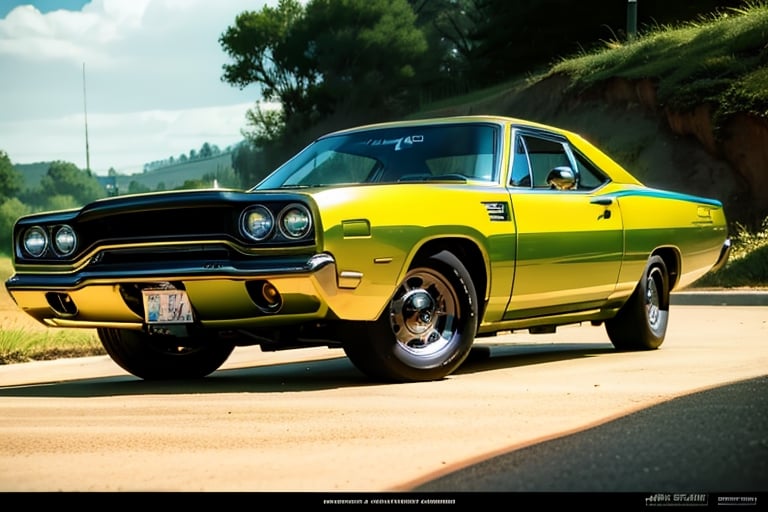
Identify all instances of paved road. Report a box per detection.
[0,304,766,507]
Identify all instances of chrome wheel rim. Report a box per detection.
[645,268,663,332]
[389,268,458,358]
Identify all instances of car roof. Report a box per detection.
[322,115,568,138]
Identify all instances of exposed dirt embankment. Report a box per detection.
[582,77,767,228]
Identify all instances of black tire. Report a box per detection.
[342,250,478,382]
[605,255,670,350]
[97,327,235,380]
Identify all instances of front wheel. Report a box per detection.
[97,327,235,380]
[605,255,670,350]
[342,250,478,382]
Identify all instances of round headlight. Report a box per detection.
[23,226,48,257]
[279,204,312,239]
[241,206,274,241]
[53,225,77,256]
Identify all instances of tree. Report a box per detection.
[127,181,151,195]
[0,197,31,255]
[39,161,105,206]
[408,0,481,98]
[231,141,269,187]
[220,0,314,123]
[294,0,428,119]
[0,150,23,200]
[220,0,427,151]
[45,194,80,212]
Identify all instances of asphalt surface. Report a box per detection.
[403,290,768,508]
[413,376,768,489]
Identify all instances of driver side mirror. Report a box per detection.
[546,166,576,190]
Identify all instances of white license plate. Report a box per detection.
[142,289,193,324]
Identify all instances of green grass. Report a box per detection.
[0,329,103,365]
[0,258,104,364]
[692,217,768,287]
[549,2,768,125]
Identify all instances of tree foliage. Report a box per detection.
[220,0,427,170]
[0,197,31,254]
[408,0,482,97]
[230,141,270,187]
[39,161,106,207]
[0,150,23,201]
[220,0,311,124]
[295,0,427,118]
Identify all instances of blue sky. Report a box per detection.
[0,0,90,18]
[0,1,281,175]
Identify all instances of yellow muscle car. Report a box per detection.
[4,115,731,382]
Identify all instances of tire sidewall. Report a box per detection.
[354,250,478,382]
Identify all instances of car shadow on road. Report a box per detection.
[0,340,618,398]
[456,341,616,375]
[402,374,768,494]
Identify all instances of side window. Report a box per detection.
[572,151,608,190]
[522,135,571,188]
[510,136,532,187]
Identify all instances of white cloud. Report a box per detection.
[0,102,256,173]
[0,1,147,65]
[0,0,281,174]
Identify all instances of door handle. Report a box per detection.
[590,197,613,206]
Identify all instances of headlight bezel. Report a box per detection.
[22,225,49,258]
[20,224,79,259]
[52,225,77,256]
[240,205,276,242]
[239,202,315,244]
[278,203,313,240]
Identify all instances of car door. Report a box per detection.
[504,130,623,320]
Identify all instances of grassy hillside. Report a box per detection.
[114,152,234,192]
[15,151,236,194]
[13,161,50,188]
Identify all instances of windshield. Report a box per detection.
[253,123,500,190]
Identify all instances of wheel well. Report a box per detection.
[411,238,488,318]
[651,247,681,291]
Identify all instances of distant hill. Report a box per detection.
[13,162,50,189]
[14,151,236,194]
[114,152,234,193]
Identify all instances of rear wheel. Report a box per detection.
[342,250,478,382]
[97,327,235,380]
[606,255,669,350]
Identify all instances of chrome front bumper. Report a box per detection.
[4,253,386,329]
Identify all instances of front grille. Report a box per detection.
[91,245,233,267]
[83,206,236,240]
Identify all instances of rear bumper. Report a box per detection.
[710,238,732,274]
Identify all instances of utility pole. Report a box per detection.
[82,62,91,172]
[627,0,638,41]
